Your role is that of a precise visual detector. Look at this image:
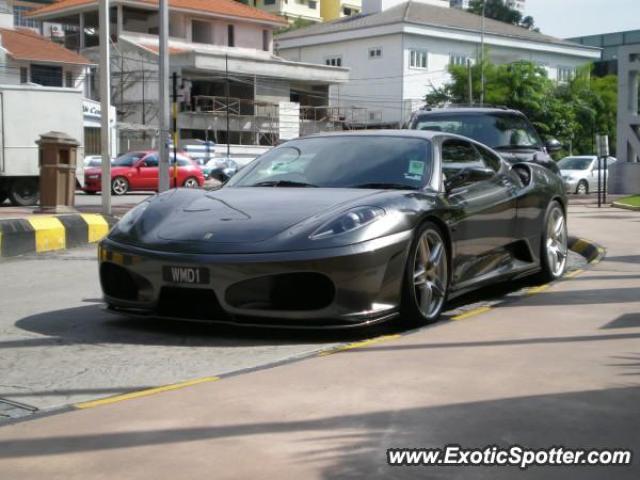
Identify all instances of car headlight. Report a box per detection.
[114,201,150,235]
[310,206,385,240]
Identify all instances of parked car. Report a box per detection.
[84,151,205,195]
[202,157,238,182]
[558,155,617,194]
[83,155,104,168]
[407,107,562,174]
[99,131,567,328]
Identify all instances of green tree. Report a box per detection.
[425,59,618,156]
[468,0,538,30]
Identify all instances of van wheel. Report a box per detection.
[8,178,39,206]
[576,180,588,195]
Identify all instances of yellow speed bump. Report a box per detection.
[26,216,65,252]
[75,376,220,409]
[81,213,109,243]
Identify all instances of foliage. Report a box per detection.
[277,17,316,34]
[425,58,618,156]
[616,195,640,207]
[468,0,538,30]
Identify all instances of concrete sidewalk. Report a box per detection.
[0,204,639,479]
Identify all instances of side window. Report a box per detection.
[441,139,484,178]
[475,144,502,172]
[143,154,158,167]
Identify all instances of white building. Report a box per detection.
[29,0,349,150]
[276,0,601,126]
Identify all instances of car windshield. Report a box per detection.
[113,152,145,167]
[558,157,593,170]
[414,112,543,149]
[227,136,432,190]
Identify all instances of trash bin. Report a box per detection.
[36,131,80,213]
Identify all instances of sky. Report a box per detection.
[526,0,640,38]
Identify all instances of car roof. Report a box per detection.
[413,107,524,115]
[301,129,442,141]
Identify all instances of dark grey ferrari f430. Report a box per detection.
[99,131,568,328]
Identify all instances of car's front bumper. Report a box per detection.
[98,231,413,328]
[562,177,578,192]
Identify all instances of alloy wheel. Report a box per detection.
[183,178,198,188]
[413,229,448,319]
[576,181,588,195]
[545,206,568,277]
[112,177,128,195]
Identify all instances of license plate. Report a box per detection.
[162,266,210,285]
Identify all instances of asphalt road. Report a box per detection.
[0,241,586,420]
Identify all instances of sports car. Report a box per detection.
[98,131,568,328]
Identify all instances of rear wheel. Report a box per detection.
[8,178,39,206]
[537,201,568,282]
[183,177,199,188]
[400,222,449,327]
[111,176,129,195]
[576,180,588,195]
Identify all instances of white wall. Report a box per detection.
[281,34,404,124]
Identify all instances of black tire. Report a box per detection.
[84,190,98,195]
[8,178,39,206]
[0,191,7,205]
[399,221,449,327]
[111,176,129,195]
[536,201,568,283]
[576,180,588,195]
[183,177,199,188]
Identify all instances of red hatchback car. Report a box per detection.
[84,150,205,195]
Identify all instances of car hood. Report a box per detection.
[155,187,383,244]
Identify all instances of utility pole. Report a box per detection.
[99,0,112,215]
[141,58,145,125]
[225,54,231,158]
[480,0,486,106]
[467,58,473,105]
[172,71,178,187]
[158,0,170,192]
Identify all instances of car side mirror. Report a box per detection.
[545,138,562,153]
[445,166,494,192]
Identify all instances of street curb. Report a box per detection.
[0,214,115,258]
[611,201,640,211]
[567,236,605,264]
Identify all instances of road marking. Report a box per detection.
[527,284,551,295]
[318,334,401,356]
[452,306,492,321]
[26,216,65,252]
[74,376,220,409]
[565,269,584,278]
[80,214,109,243]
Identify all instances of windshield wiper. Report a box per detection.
[248,180,318,188]
[353,183,416,190]
[493,145,540,150]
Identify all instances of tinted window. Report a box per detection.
[441,139,484,176]
[228,136,432,190]
[475,144,502,172]
[113,152,145,167]
[557,157,593,170]
[414,112,542,149]
[143,154,159,167]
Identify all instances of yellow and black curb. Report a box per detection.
[568,236,605,264]
[0,214,115,258]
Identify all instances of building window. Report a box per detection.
[308,0,317,9]
[228,24,235,47]
[13,6,40,29]
[192,20,212,44]
[262,30,269,51]
[450,54,470,66]
[20,67,28,84]
[264,0,276,4]
[325,56,342,67]
[409,49,428,69]
[558,66,575,82]
[369,47,382,59]
[30,64,63,87]
[65,71,73,88]
[343,7,360,16]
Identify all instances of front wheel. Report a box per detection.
[538,201,568,282]
[183,177,199,188]
[576,180,588,195]
[111,176,129,196]
[8,178,39,206]
[400,222,449,327]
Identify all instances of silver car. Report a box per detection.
[559,155,617,194]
